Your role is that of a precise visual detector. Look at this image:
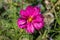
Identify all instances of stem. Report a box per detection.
[42,30,47,39]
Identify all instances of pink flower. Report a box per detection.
[17,5,44,34]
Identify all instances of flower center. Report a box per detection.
[27,17,33,22]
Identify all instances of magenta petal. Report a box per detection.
[17,18,26,25]
[20,6,33,17]
[33,15,44,23]
[17,18,26,29]
[20,10,29,18]
[32,7,40,16]
[26,6,34,16]
[26,23,35,33]
[34,6,40,12]
[26,6,33,11]
[18,25,26,29]
[33,23,44,30]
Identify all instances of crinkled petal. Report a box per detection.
[17,18,26,29]
[34,6,40,12]
[26,6,34,16]
[18,25,26,29]
[26,6,34,11]
[31,6,40,17]
[26,6,40,17]
[33,22,44,30]
[33,15,44,23]
[20,10,29,18]
[26,23,35,34]
[20,6,41,18]
[32,7,40,16]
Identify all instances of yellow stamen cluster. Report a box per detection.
[28,17,33,22]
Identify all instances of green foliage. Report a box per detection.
[53,34,60,40]
[0,0,3,8]
[50,0,57,3]
[56,12,60,25]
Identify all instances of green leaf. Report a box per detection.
[54,34,60,40]
[51,0,57,3]
[56,12,60,25]
[36,35,42,40]
[40,4,45,12]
